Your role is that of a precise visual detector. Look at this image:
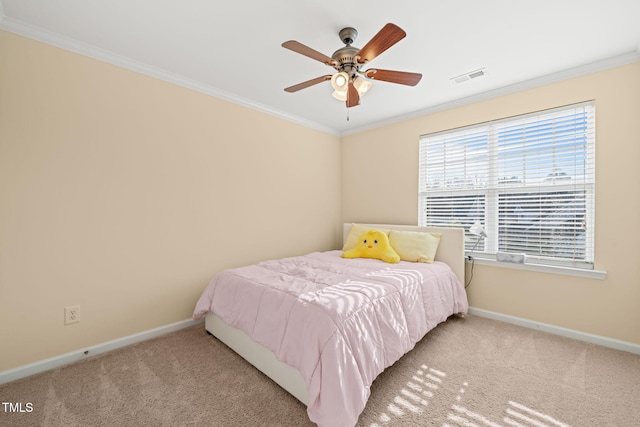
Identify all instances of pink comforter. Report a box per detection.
[193,250,468,427]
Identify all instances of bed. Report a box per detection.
[193,223,468,427]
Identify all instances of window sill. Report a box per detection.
[466,256,607,280]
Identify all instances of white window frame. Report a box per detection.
[419,101,599,274]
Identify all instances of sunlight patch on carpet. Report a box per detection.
[368,363,572,427]
[449,404,503,427]
[369,364,444,426]
[504,401,571,427]
[447,392,572,427]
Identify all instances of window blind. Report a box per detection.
[419,101,595,269]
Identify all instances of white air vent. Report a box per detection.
[451,68,486,84]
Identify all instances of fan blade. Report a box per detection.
[284,75,332,93]
[364,69,422,86]
[356,23,406,64]
[346,81,360,108]
[282,41,335,65]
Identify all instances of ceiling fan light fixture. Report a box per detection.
[331,72,349,91]
[331,89,347,101]
[282,24,422,109]
[354,76,372,95]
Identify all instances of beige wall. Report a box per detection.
[2,28,638,374]
[0,31,341,371]
[342,62,640,345]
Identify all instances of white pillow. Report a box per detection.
[388,230,441,263]
[342,223,391,251]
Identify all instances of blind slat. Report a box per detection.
[419,102,595,269]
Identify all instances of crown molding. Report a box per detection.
[2,13,637,138]
[342,49,640,136]
[0,16,339,136]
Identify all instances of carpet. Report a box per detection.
[1,314,638,426]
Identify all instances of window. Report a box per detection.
[419,102,595,269]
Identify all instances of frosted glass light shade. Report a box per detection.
[332,90,347,101]
[331,72,348,91]
[354,77,372,95]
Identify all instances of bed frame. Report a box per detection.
[204,223,465,406]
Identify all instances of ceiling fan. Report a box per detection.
[282,23,422,108]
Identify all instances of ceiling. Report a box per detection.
[1,1,639,135]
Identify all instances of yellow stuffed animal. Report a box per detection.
[342,230,400,264]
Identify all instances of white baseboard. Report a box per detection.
[3,310,637,386]
[0,318,204,385]
[469,307,640,355]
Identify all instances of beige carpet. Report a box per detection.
[1,314,639,426]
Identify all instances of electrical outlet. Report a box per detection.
[64,305,80,325]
